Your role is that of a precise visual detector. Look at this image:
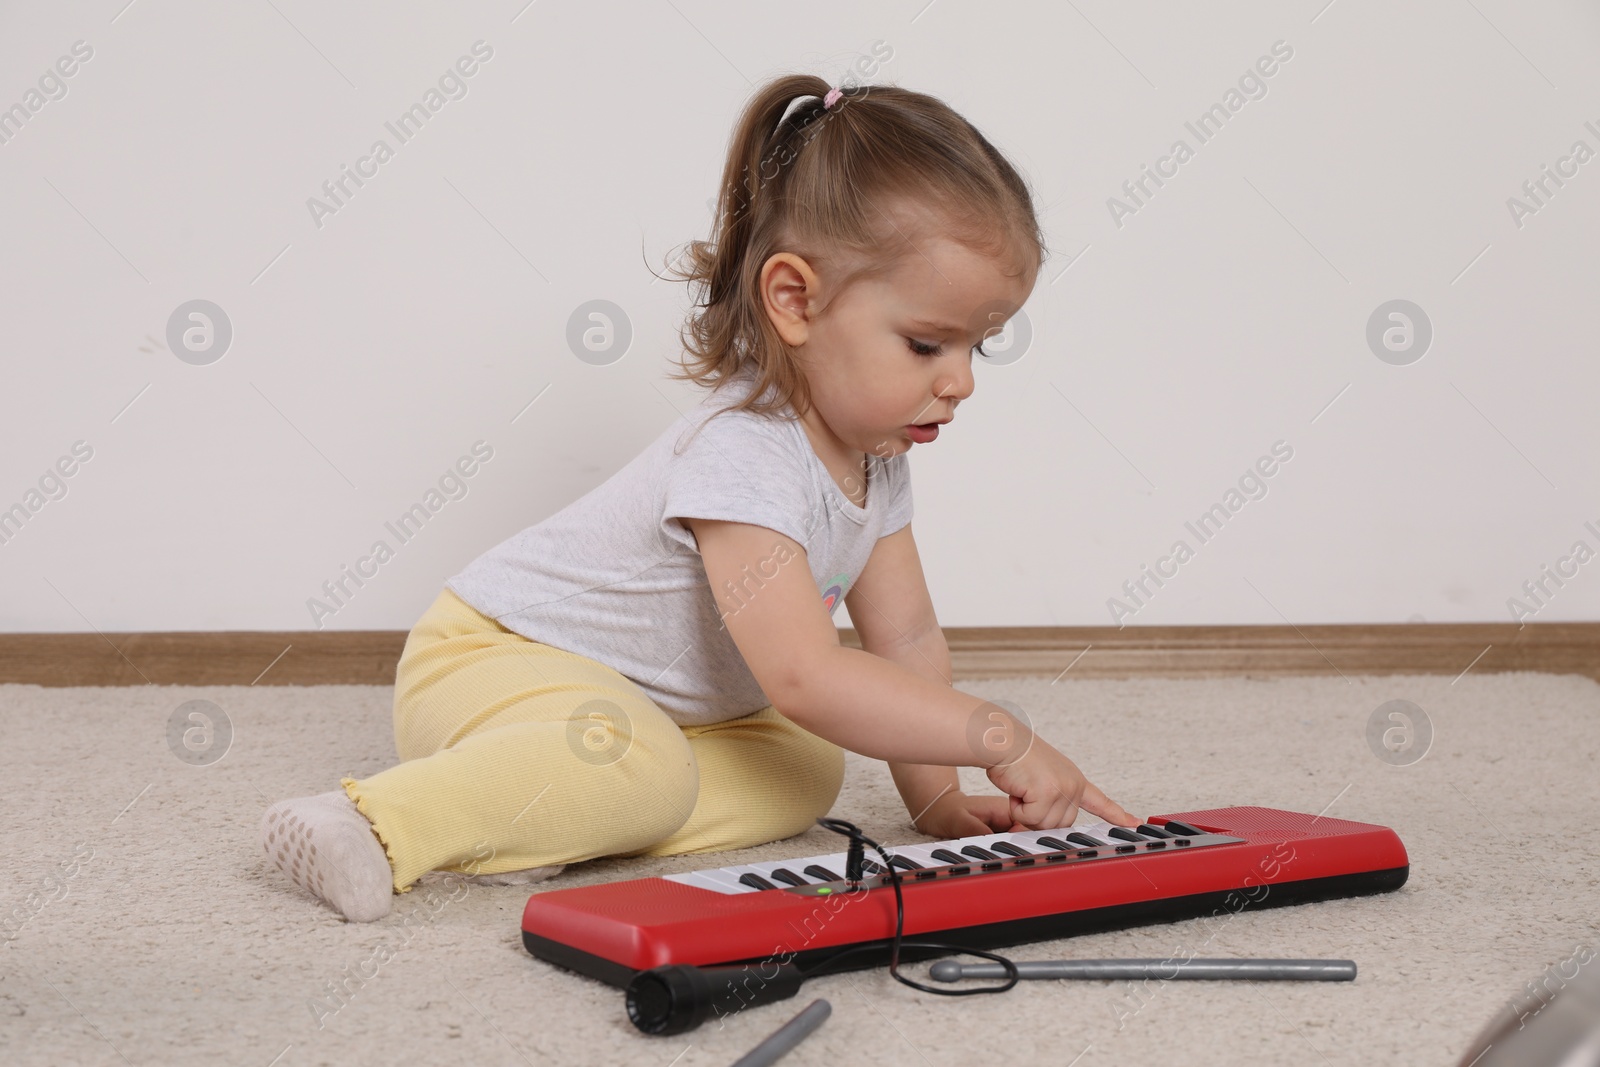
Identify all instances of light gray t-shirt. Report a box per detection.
[444,370,914,727]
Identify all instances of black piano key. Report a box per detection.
[803,864,841,883]
[738,872,777,891]
[1162,820,1205,836]
[859,858,885,875]
[1106,827,1144,842]
[989,841,1033,857]
[888,854,924,871]
[1136,823,1174,839]
[960,845,999,861]
[1065,832,1105,848]
[1035,836,1073,851]
[930,849,966,865]
[767,867,806,887]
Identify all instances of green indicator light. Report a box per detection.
[817,887,831,894]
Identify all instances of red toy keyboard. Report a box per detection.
[521,806,1409,987]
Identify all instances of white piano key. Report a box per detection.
[698,866,754,893]
[664,869,748,894]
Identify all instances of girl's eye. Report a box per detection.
[907,337,992,359]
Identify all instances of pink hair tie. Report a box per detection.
[823,86,843,109]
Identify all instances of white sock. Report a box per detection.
[261,790,394,922]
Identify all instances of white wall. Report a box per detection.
[2,0,1596,633]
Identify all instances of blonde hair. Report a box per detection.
[657,74,1047,427]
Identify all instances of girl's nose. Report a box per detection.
[935,363,975,404]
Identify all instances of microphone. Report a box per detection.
[626,962,805,1035]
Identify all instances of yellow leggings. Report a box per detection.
[342,587,846,893]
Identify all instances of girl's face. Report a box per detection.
[763,229,1037,465]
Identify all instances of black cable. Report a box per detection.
[799,817,1019,996]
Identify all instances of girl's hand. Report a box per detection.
[911,790,1027,840]
[985,734,1140,830]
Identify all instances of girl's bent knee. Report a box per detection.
[776,739,846,839]
[604,720,700,842]
[809,741,846,815]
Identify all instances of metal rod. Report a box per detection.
[728,998,832,1067]
[929,958,1358,982]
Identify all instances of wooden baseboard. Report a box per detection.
[0,623,1594,687]
[0,632,408,687]
[933,622,1600,683]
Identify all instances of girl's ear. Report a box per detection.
[759,252,819,346]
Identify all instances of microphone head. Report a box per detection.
[929,960,963,982]
[625,962,808,1035]
[625,965,706,1035]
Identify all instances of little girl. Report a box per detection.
[262,74,1138,922]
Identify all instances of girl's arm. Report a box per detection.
[686,516,1019,766]
[687,517,1138,828]
[840,523,970,827]
[871,627,965,829]
[872,628,1031,837]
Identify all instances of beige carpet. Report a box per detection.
[2,670,1596,1067]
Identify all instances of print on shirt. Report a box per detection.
[821,573,851,615]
